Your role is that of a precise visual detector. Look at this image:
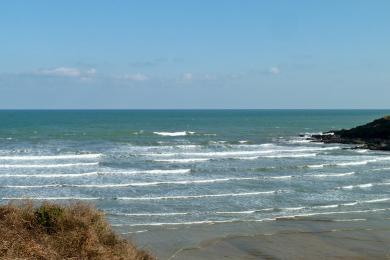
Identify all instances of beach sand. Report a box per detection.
[124,210,390,259]
[169,225,390,259]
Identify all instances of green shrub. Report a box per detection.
[35,204,64,232]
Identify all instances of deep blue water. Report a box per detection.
[1,110,390,233]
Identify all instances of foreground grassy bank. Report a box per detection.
[0,202,153,259]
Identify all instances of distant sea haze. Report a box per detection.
[1,109,390,232]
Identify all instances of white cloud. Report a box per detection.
[202,74,217,80]
[36,67,97,78]
[269,66,280,75]
[182,73,193,80]
[122,73,148,81]
[38,67,81,77]
[85,68,97,76]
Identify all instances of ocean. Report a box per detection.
[1,110,390,243]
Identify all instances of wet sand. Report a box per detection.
[169,225,390,259]
[124,210,390,259]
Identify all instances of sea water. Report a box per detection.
[1,110,390,234]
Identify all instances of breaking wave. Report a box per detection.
[0,154,101,161]
[153,131,195,136]
[0,162,99,168]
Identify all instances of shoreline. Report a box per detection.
[125,209,390,259]
[171,226,390,259]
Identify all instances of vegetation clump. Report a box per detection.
[0,202,153,259]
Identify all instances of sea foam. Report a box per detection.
[153,131,195,136]
[310,172,355,178]
[116,191,278,200]
[0,172,98,178]
[0,154,101,161]
[0,162,98,168]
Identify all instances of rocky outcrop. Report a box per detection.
[309,116,390,151]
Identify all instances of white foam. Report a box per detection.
[3,184,62,188]
[143,146,339,158]
[0,169,191,178]
[143,169,192,174]
[1,191,277,201]
[67,183,132,188]
[216,210,256,214]
[341,202,358,206]
[274,208,390,219]
[355,149,369,153]
[215,199,390,216]
[116,191,277,201]
[0,172,98,178]
[308,161,367,168]
[307,159,380,168]
[153,131,194,136]
[339,198,390,206]
[335,157,390,167]
[1,176,291,189]
[233,156,259,160]
[119,208,390,227]
[212,206,305,215]
[111,212,190,216]
[286,146,340,152]
[341,183,374,189]
[72,177,260,188]
[307,164,326,168]
[154,158,210,163]
[102,169,191,175]
[264,153,317,158]
[282,207,305,211]
[0,154,101,161]
[310,172,355,178]
[373,167,390,171]
[174,145,201,149]
[362,198,390,203]
[336,161,369,167]
[313,204,339,209]
[216,208,275,215]
[373,156,390,162]
[333,218,366,222]
[1,197,101,200]
[285,138,312,144]
[116,219,239,227]
[122,230,149,234]
[0,162,98,168]
[146,151,273,157]
[269,175,292,179]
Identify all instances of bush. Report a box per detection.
[0,202,154,260]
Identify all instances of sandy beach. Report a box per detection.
[126,209,390,259]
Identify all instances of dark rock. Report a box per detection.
[309,116,390,151]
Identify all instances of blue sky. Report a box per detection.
[0,1,389,109]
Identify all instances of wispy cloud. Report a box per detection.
[182,73,193,80]
[128,61,157,68]
[35,67,97,78]
[85,68,97,76]
[121,73,148,81]
[268,66,280,75]
[128,57,183,68]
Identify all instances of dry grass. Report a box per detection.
[0,202,154,260]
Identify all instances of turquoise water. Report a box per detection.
[1,110,390,233]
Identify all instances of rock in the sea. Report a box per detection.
[310,116,390,151]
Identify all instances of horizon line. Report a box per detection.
[0,108,390,111]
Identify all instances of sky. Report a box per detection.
[0,1,389,109]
